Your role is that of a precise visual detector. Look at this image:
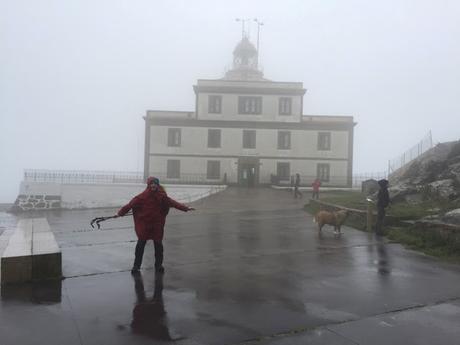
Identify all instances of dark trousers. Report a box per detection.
[133,240,164,269]
[375,207,386,235]
[294,186,302,198]
[312,191,319,199]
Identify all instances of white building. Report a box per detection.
[144,37,355,187]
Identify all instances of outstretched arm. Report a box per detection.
[167,197,195,212]
[117,196,139,217]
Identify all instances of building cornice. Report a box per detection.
[146,117,355,131]
[150,153,349,161]
[193,85,307,96]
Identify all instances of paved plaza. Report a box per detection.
[1,187,460,345]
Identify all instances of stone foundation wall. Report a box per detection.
[308,199,401,230]
[12,182,226,212]
[11,195,61,212]
[309,199,369,230]
[413,220,460,246]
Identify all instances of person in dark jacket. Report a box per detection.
[375,179,390,236]
[117,176,194,274]
[294,173,303,198]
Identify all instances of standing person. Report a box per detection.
[375,179,390,236]
[311,178,321,200]
[294,173,302,198]
[116,176,195,274]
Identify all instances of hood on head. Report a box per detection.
[146,176,160,186]
[378,179,389,188]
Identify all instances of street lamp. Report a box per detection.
[253,18,264,69]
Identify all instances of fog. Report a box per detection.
[1,0,459,203]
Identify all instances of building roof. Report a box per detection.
[224,37,265,81]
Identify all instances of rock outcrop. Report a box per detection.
[390,140,460,204]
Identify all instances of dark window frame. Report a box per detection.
[279,97,292,115]
[167,128,181,147]
[317,132,331,151]
[242,130,256,149]
[238,96,262,115]
[206,160,221,180]
[167,160,180,179]
[317,163,330,182]
[277,131,291,150]
[207,129,221,148]
[277,162,290,181]
[208,95,222,114]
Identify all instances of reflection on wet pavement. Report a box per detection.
[1,187,460,345]
[1,279,62,304]
[131,272,182,341]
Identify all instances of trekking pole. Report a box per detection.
[90,212,133,230]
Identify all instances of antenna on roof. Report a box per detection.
[253,18,264,69]
[235,18,250,39]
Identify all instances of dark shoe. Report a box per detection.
[131,266,140,275]
[155,266,165,274]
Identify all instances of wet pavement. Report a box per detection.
[1,187,460,344]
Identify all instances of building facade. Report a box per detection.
[144,37,355,187]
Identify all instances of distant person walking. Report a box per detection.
[294,173,303,198]
[311,178,321,200]
[375,179,390,236]
[116,176,195,274]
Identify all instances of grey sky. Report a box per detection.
[1,0,459,202]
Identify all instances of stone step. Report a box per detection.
[1,218,61,285]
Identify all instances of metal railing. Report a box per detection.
[24,169,386,188]
[388,131,433,176]
[271,173,387,188]
[24,170,144,184]
[23,170,227,185]
[148,173,227,185]
[351,172,388,188]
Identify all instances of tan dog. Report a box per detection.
[314,210,349,234]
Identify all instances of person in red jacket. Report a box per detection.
[117,176,194,274]
[311,178,321,200]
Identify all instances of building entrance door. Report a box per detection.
[238,157,260,187]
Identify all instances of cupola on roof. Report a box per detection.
[224,37,265,81]
[233,37,258,59]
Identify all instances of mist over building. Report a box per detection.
[145,35,356,187]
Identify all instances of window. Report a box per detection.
[238,96,262,114]
[207,161,220,179]
[279,97,292,115]
[317,163,330,182]
[318,132,331,151]
[167,128,181,147]
[167,160,180,179]
[277,162,290,181]
[207,129,221,148]
[277,131,291,150]
[242,130,256,149]
[208,95,222,114]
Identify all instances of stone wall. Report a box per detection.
[11,195,61,212]
[412,220,460,246]
[308,199,401,231]
[308,199,369,230]
[12,182,226,212]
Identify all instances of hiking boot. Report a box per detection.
[131,266,140,275]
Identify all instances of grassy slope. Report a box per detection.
[306,191,460,262]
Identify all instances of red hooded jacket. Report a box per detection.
[312,179,321,192]
[118,186,189,241]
